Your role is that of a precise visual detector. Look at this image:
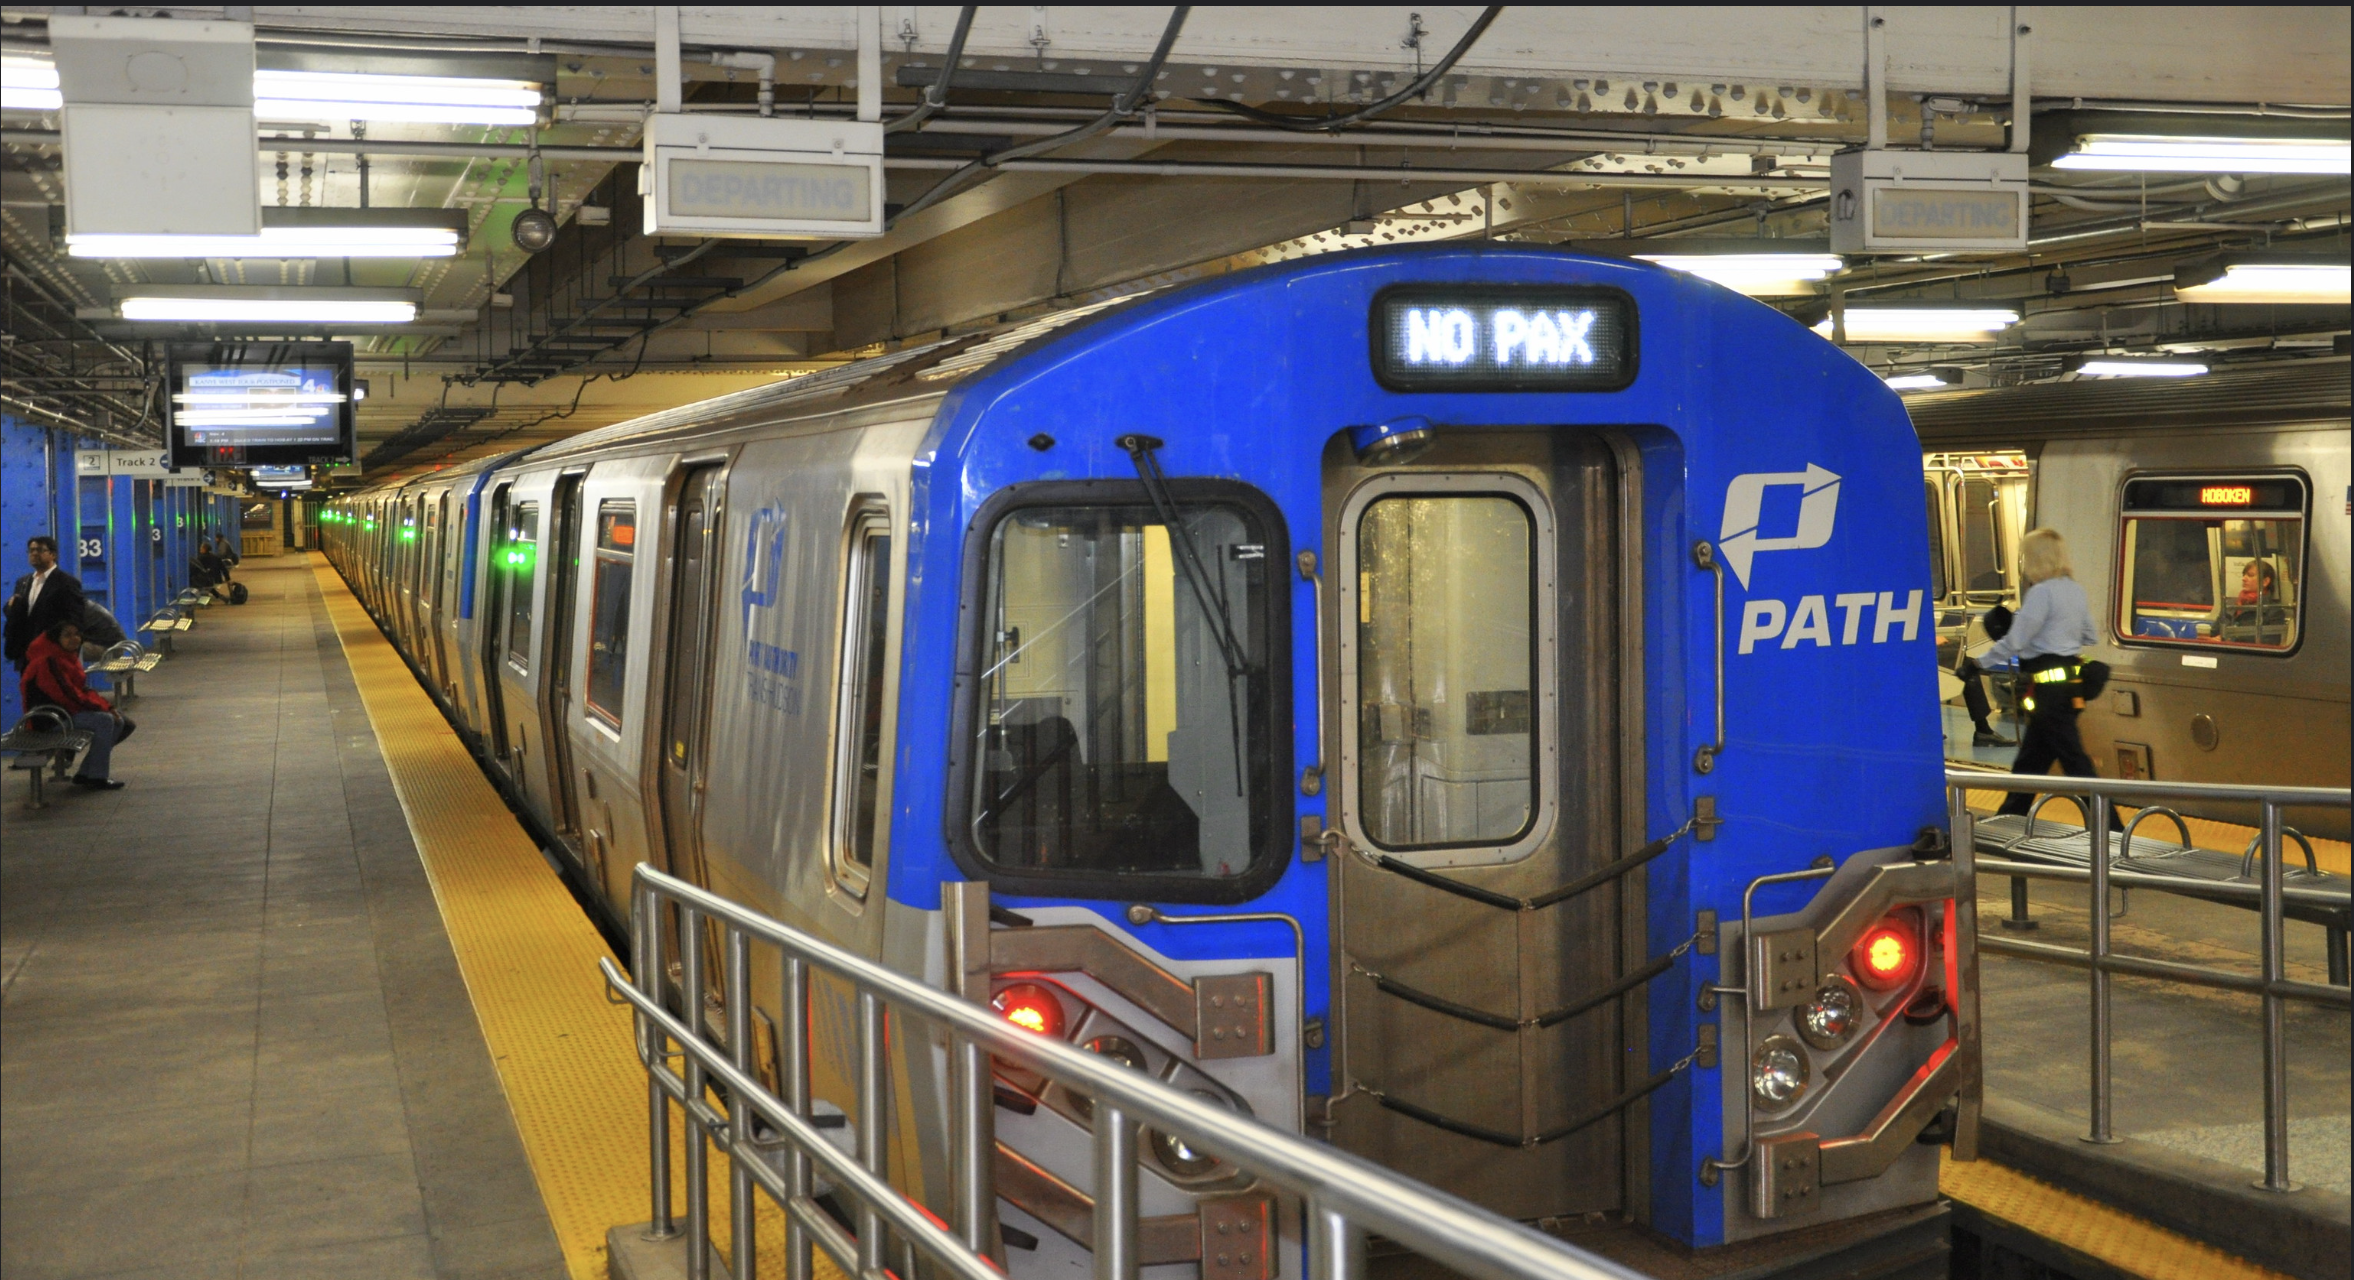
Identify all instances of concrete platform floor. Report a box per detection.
[1977,870,2353,1195]
[1,557,566,1280]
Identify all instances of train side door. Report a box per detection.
[541,473,587,840]
[425,494,452,696]
[658,465,725,884]
[1324,429,1634,1223]
[481,484,514,763]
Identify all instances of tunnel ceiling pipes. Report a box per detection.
[0,6,2344,468]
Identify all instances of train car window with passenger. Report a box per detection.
[504,503,539,672]
[966,491,1281,889]
[586,501,636,727]
[2117,476,2305,652]
[832,507,893,887]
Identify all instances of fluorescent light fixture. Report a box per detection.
[1883,371,1961,391]
[117,286,419,324]
[1,53,61,111]
[254,70,541,125]
[67,208,468,261]
[2053,134,2350,175]
[1815,309,2019,344]
[2173,259,2351,305]
[1638,253,1845,297]
[2071,358,2209,378]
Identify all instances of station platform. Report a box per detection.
[3,554,2340,1280]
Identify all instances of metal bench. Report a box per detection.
[89,640,161,700]
[0,707,92,809]
[1973,801,2352,979]
[138,607,191,655]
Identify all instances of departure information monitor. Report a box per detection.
[1371,285,1635,391]
[167,342,356,468]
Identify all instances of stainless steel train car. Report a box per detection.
[1911,359,2352,837]
[321,245,1981,1271]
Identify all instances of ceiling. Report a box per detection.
[1,5,2346,480]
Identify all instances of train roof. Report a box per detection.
[1906,356,2349,444]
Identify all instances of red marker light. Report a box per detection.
[992,983,1065,1038]
[1853,917,1920,990]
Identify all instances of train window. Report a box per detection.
[832,507,894,890]
[2118,475,2306,654]
[1923,479,1949,603]
[1354,494,1538,850]
[504,503,539,672]
[585,500,637,728]
[965,489,1283,893]
[1958,477,2004,597]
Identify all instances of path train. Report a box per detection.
[1913,360,2351,838]
[321,247,1975,1271]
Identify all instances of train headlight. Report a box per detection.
[1150,1091,1227,1177]
[1796,975,1862,1051]
[992,983,1066,1038]
[1852,914,1922,990]
[1751,1035,1811,1111]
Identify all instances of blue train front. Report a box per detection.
[889,244,1972,1260]
[320,241,1974,1273]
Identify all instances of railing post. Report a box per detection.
[1306,1196,1364,1280]
[1093,1103,1138,1280]
[942,881,1000,1260]
[683,905,711,1280]
[952,1036,991,1252]
[782,954,812,1280]
[638,880,679,1240]
[727,928,755,1280]
[1948,783,1983,1162]
[856,989,889,1276]
[2084,793,2118,1145]
[2257,800,2296,1191]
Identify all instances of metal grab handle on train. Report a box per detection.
[1353,814,1699,913]
[1692,540,1726,774]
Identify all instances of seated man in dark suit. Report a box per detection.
[6,535,86,674]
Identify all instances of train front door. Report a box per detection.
[1323,428,1639,1222]
[658,465,725,885]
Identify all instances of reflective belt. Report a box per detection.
[2030,665,2076,684]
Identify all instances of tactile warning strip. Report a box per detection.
[1939,1151,2289,1280]
[312,556,828,1280]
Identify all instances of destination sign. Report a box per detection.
[1372,287,1634,391]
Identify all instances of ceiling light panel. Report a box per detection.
[1816,309,2019,344]
[255,70,541,125]
[1,53,62,111]
[2074,359,2209,378]
[1882,373,1955,390]
[2053,134,2351,175]
[118,287,418,323]
[2174,262,2352,305]
[1639,253,1845,297]
[69,228,462,259]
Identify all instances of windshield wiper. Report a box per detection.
[1117,434,1254,794]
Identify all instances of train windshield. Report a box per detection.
[968,496,1278,886]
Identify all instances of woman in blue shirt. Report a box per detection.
[1982,528,2101,815]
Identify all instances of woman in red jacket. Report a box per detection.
[20,618,125,790]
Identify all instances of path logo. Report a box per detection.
[1719,463,1841,588]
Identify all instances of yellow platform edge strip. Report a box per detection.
[313,556,837,1280]
[1939,1151,2292,1280]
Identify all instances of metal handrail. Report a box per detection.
[1948,770,2351,1193]
[601,862,1652,1280]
